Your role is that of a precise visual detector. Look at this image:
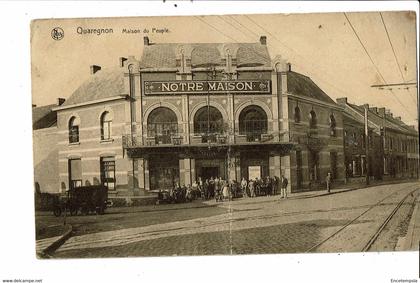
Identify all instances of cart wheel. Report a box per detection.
[81,207,89,215]
[53,207,62,217]
[70,206,78,216]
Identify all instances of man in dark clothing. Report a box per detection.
[281,175,288,199]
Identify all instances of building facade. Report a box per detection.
[337,98,419,183]
[32,36,418,197]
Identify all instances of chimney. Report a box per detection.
[385,109,393,118]
[362,104,370,111]
[259,36,267,45]
[336,97,348,105]
[378,107,386,117]
[287,63,292,72]
[57,98,65,106]
[90,65,101,75]
[32,104,37,108]
[119,57,127,67]
[395,116,401,121]
[370,107,378,114]
[144,36,150,46]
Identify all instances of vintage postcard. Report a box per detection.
[31,11,419,259]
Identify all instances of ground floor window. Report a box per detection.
[149,155,179,190]
[100,157,116,190]
[68,159,82,189]
[308,150,319,181]
[347,155,366,177]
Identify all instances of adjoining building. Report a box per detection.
[337,98,419,183]
[32,36,418,197]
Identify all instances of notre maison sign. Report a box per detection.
[144,80,271,95]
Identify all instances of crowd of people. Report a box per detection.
[157,175,289,204]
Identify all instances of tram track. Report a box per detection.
[305,184,419,253]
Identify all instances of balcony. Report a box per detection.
[123,131,291,150]
[236,132,274,143]
[122,134,183,148]
[191,133,227,145]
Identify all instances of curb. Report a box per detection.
[400,194,420,251]
[38,225,73,258]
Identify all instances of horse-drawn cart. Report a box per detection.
[53,185,108,217]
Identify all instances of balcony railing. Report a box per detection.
[122,135,183,148]
[123,131,290,149]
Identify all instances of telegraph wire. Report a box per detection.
[198,14,416,120]
[343,12,415,119]
[344,13,388,84]
[195,16,239,43]
[379,12,417,104]
[379,12,406,84]
[237,15,362,103]
[216,16,250,40]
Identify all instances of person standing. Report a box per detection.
[265,176,272,197]
[203,179,209,200]
[272,176,279,196]
[249,179,255,198]
[280,175,288,199]
[326,172,332,193]
[240,177,248,197]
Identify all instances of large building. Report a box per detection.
[32,36,418,197]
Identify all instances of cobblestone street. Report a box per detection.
[47,181,420,258]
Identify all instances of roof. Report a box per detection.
[139,42,271,69]
[287,71,336,105]
[62,69,125,107]
[347,103,417,135]
[32,104,57,130]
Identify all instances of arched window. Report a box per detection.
[147,107,178,144]
[294,106,301,123]
[68,116,80,143]
[100,111,112,140]
[239,105,268,141]
[309,110,317,129]
[194,106,224,135]
[329,114,336,136]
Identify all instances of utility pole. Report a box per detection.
[364,105,370,186]
[206,67,216,145]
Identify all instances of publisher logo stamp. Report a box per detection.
[51,27,64,41]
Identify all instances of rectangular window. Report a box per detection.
[69,126,79,143]
[69,159,82,189]
[100,157,116,190]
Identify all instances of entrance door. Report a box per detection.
[201,167,219,180]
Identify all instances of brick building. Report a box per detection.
[32,36,417,197]
[337,97,419,182]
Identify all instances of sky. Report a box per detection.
[31,11,418,125]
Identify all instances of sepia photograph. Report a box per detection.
[30,10,419,261]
